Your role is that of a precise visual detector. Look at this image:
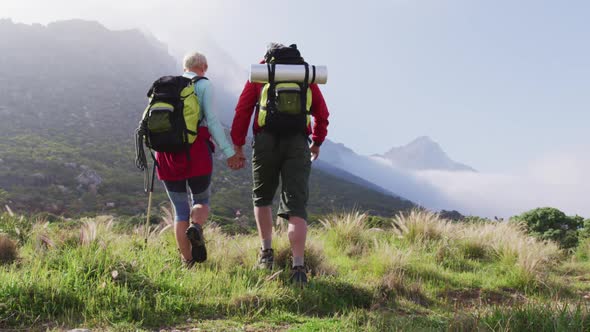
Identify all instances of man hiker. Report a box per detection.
[230,43,330,285]
[155,51,245,267]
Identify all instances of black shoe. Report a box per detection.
[290,265,308,286]
[182,258,195,269]
[257,248,274,270]
[186,223,207,263]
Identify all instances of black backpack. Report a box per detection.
[141,75,207,152]
[264,43,305,65]
[135,75,206,174]
[259,44,312,136]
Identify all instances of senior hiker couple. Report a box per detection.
[142,43,329,285]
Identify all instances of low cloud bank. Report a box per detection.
[411,150,590,218]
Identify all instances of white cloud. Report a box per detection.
[412,149,590,218]
[326,141,589,219]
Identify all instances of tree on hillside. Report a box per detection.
[578,219,590,240]
[513,207,582,250]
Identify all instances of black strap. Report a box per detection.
[192,76,209,83]
[267,63,277,112]
[310,65,316,84]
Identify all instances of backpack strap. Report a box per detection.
[300,63,310,115]
[192,76,208,83]
[266,63,277,113]
[188,76,208,126]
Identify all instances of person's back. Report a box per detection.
[157,51,244,267]
[230,43,330,285]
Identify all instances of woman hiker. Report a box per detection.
[156,51,245,267]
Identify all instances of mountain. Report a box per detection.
[374,136,476,172]
[314,160,396,196]
[0,18,176,137]
[0,19,415,223]
[319,139,457,212]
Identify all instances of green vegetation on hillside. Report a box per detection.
[1,210,590,331]
[0,129,414,227]
[513,207,584,250]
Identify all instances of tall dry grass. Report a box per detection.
[461,221,561,278]
[320,211,373,256]
[80,216,114,245]
[132,207,173,241]
[393,210,562,284]
[392,209,454,243]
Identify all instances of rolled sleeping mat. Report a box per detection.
[250,64,328,84]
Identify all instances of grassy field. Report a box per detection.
[1,210,590,331]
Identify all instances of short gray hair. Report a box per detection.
[183,51,207,70]
[267,42,285,51]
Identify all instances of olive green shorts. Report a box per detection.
[252,131,311,220]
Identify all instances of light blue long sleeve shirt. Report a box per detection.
[183,71,234,158]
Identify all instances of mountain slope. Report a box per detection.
[0,19,415,221]
[318,139,457,211]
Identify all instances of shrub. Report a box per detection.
[0,234,18,264]
[0,213,32,244]
[512,207,582,249]
[578,219,590,240]
[365,215,390,229]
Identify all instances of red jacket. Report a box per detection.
[231,81,330,146]
[155,126,213,181]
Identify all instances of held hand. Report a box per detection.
[227,146,246,170]
[227,154,242,170]
[310,143,320,161]
[235,146,246,167]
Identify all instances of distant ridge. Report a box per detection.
[374,136,476,172]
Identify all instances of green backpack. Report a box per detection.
[257,44,312,135]
[138,75,205,153]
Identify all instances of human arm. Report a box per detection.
[309,84,330,160]
[230,81,260,147]
[309,84,329,146]
[199,80,235,159]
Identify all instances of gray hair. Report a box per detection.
[267,42,285,51]
[183,51,207,70]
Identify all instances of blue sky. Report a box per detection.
[3,0,589,172]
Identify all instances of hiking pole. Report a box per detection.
[145,162,156,245]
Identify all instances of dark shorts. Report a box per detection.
[252,131,311,220]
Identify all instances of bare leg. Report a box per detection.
[175,221,191,261]
[191,204,209,226]
[288,216,307,266]
[255,206,274,248]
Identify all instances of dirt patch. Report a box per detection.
[441,288,527,308]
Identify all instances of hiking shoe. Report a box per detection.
[257,248,274,270]
[182,258,195,269]
[186,223,207,263]
[290,265,308,287]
